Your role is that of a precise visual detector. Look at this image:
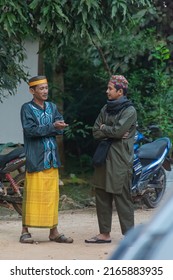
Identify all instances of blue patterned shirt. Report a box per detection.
[20,100,63,172]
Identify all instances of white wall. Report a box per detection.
[0,40,39,144]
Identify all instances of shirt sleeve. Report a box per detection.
[100,107,137,139]
[92,109,108,140]
[20,103,63,138]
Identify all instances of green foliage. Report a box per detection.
[59,181,94,210]
[27,0,153,51]
[0,0,30,38]
[0,0,153,97]
[1,0,173,150]
[150,42,170,62]
[129,42,173,140]
[0,33,28,101]
[87,27,157,74]
[64,120,92,140]
[63,120,93,165]
[0,1,31,99]
[64,152,93,177]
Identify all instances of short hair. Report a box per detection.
[114,84,128,96]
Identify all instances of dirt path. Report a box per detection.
[0,207,155,260]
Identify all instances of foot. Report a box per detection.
[49,233,73,243]
[19,232,34,244]
[49,227,60,240]
[85,234,111,244]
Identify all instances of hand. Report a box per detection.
[53,121,69,129]
[100,124,105,129]
[122,131,129,139]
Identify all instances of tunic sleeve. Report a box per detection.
[92,106,108,140]
[20,103,63,138]
[100,106,137,139]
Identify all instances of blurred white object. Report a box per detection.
[110,187,173,260]
[59,179,64,186]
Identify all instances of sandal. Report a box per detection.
[85,236,111,243]
[19,232,34,244]
[49,233,73,243]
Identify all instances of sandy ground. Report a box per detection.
[0,206,155,260]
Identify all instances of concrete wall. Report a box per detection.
[0,40,39,144]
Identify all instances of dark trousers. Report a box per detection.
[95,185,134,235]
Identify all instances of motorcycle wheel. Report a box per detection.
[11,172,25,216]
[143,167,166,208]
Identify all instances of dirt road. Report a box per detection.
[0,206,155,260]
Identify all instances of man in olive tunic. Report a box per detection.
[85,75,137,243]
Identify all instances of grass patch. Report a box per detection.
[59,177,95,210]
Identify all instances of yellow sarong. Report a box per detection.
[22,168,59,228]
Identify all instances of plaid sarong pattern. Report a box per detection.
[22,168,59,228]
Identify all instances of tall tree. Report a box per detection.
[1,0,173,159]
[0,0,154,98]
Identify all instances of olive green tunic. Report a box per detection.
[92,104,137,194]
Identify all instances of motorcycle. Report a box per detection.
[0,146,26,215]
[132,126,172,208]
[0,126,171,215]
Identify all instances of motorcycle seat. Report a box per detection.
[137,138,169,160]
[0,147,25,169]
